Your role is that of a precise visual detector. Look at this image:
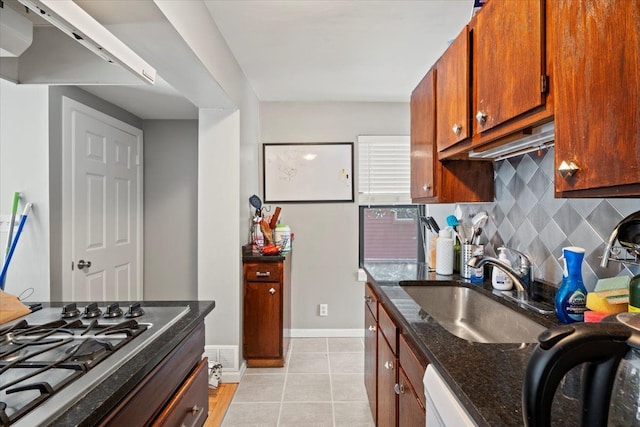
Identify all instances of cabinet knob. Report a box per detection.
[190,405,202,416]
[384,360,394,370]
[475,111,488,125]
[269,287,276,295]
[394,383,405,395]
[557,160,580,178]
[422,184,431,192]
[452,123,462,136]
[364,295,372,304]
[368,325,377,332]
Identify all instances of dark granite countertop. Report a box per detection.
[242,243,290,262]
[37,300,216,426]
[363,261,579,426]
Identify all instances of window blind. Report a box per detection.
[358,135,411,205]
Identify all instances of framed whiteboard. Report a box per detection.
[263,143,354,203]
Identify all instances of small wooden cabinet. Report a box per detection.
[242,253,291,367]
[436,26,471,153]
[411,68,494,204]
[473,0,548,134]
[549,0,640,197]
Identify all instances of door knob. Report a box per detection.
[77,260,92,270]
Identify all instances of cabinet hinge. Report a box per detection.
[540,75,549,94]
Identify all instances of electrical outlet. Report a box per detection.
[319,304,328,317]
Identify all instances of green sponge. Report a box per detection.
[594,276,631,299]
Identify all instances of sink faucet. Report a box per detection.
[467,246,533,300]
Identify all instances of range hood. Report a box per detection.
[1,0,155,85]
[468,122,555,161]
[0,4,33,57]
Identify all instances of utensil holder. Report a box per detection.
[461,244,474,278]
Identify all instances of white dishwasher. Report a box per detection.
[424,365,478,426]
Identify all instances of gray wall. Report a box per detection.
[260,101,410,332]
[48,86,143,301]
[142,120,198,300]
[457,147,640,291]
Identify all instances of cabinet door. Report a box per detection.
[364,305,378,423]
[550,1,640,195]
[243,281,282,359]
[398,367,425,427]
[436,26,470,152]
[411,69,436,200]
[377,334,397,427]
[474,0,545,133]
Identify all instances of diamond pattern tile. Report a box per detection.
[456,147,639,291]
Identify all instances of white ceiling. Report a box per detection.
[69,1,475,118]
[203,0,475,102]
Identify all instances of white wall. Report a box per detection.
[260,101,410,333]
[0,79,50,301]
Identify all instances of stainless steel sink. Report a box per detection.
[400,284,546,343]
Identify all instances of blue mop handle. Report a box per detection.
[0,203,32,291]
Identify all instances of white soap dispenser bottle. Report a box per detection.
[492,248,513,290]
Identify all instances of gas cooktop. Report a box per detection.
[0,303,190,427]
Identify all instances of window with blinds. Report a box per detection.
[358,135,411,205]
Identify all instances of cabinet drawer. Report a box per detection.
[365,283,378,320]
[152,358,209,427]
[379,304,399,355]
[400,335,427,409]
[244,262,282,282]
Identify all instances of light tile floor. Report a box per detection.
[222,337,374,427]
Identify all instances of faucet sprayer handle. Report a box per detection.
[498,246,532,268]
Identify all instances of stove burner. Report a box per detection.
[61,303,80,319]
[0,314,150,426]
[65,339,113,362]
[83,303,102,319]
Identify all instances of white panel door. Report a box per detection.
[62,98,142,302]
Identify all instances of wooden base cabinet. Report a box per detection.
[242,254,291,367]
[377,303,400,427]
[364,284,378,423]
[364,284,428,427]
[99,323,208,427]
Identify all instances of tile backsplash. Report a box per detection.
[457,147,640,291]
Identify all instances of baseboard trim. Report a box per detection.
[204,344,245,383]
[289,329,364,338]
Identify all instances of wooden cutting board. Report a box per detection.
[0,290,30,324]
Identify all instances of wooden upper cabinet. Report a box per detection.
[549,0,640,196]
[410,69,436,200]
[410,67,494,204]
[436,26,470,152]
[473,0,546,134]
